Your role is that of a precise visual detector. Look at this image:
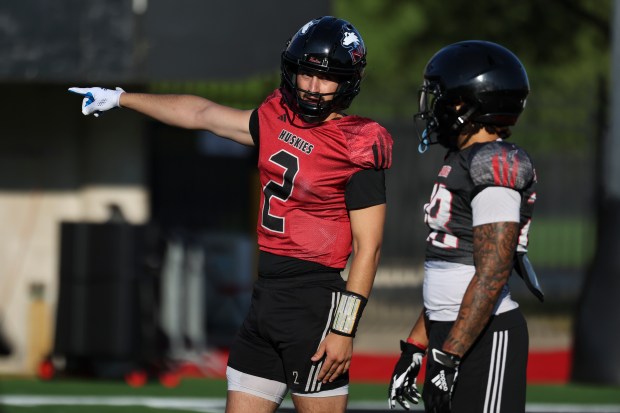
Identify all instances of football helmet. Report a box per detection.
[415,40,530,151]
[280,16,366,121]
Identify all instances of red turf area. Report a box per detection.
[349,349,572,384]
[177,349,572,384]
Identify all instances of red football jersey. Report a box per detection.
[255,90,392,268]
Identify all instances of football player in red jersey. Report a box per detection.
[388,41,539,413]
[70,16,392,413]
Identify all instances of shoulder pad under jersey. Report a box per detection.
[469,141,535,190]
[340,116,393,170]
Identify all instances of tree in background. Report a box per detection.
[337,0,610,152]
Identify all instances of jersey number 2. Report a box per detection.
[262,150,299,233]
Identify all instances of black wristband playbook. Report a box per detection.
[330,290,368,337]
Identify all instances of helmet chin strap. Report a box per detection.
[300,113,328,124]
[454,104,478,129]
[449,104,478,149]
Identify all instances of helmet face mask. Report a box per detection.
[281,62,349,120]
[415,81,462,150]
[414,40,529,152]
[280,16,367,122]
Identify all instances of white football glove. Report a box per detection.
[68,87,125,117]
[389,340,425,410]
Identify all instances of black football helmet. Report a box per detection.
[415,40,530,151]
[280,16,367,122]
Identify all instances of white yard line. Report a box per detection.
[0,395,618,413]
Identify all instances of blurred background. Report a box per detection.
[0,0,617,388]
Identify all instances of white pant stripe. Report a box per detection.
[483,332,498,413]
[484,330,508,413]
[490,331,504,412]
[304,291,338,392]
[305,364,316,392]
[310,361,323,392]
[497,331,508,412]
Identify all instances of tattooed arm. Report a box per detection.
[442,221,520,357]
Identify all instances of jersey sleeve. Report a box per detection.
[343,118,393,170]
[469,141,535,193]
[251,89,283,148]
[471,186,521,226]
[345,169,386,210]
[249,109,260,147]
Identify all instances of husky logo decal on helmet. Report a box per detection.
[342,31,364,65]
[342,32,360,46]
[280,16,367,122]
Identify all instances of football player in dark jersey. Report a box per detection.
[388,41,537,413]
[69,16,392,413]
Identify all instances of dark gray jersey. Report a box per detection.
[424,140,537,265]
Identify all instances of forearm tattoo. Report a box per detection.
[443,221,519,356]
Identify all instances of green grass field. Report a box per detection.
[1,377,619,412]
[527,217,595,267]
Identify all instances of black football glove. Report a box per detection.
[422,349,460,413]
[388,340,425,410]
